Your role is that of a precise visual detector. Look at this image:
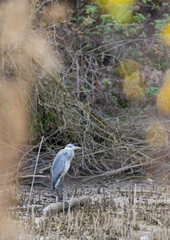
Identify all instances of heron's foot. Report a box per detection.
[58,199,69,207]
[64,201,69,208]
[59,200,69,207]
[58,190,63,201]
[58,196,63,202]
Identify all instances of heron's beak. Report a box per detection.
[73,146,81,150]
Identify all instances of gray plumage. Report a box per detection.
[51,144,81,192]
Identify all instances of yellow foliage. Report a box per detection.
[97,0,135,4]
[122,71,145,99]
[117,59,140,78]
[157,71,170,114]
[111,0,135,3]
[117,59,145,99]
[84,17,90,22]
[160,21,170,47]
[96,0,136,23]
[145,121,167,147]
[97,0,108,3]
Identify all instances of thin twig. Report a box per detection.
[26,136,44,219]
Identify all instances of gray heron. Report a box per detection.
[51,144,81,201]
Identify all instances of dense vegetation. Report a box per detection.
[0,0,169,182]
[22,0,169,181]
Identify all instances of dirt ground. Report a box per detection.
[6,177,168,240]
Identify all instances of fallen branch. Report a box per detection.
[19,174,49,179]
[43,196,90,217]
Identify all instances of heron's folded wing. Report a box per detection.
[51,150,66,189]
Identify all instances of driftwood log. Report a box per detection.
[43,196,90,217]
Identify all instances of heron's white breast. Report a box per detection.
[62,161,71,177]
[61,150,75,177]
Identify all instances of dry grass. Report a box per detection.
[0,0,62,179]
[0,0,61,238]
[3,180,170,240]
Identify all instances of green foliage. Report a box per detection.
[154,13,170,32]
[71,0,165,42]
[84,17,96,26]
[85,4,98,18]
[145,86,158,97]
[152,59,168,71]
[133,13,147,23]
[142,0,151,3]
[102,78,112,88]
[162,2,169,7]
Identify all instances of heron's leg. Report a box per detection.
[58,182,63,201]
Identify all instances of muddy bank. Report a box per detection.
[4,177,168,240]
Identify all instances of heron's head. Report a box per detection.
[65,144,81,151]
